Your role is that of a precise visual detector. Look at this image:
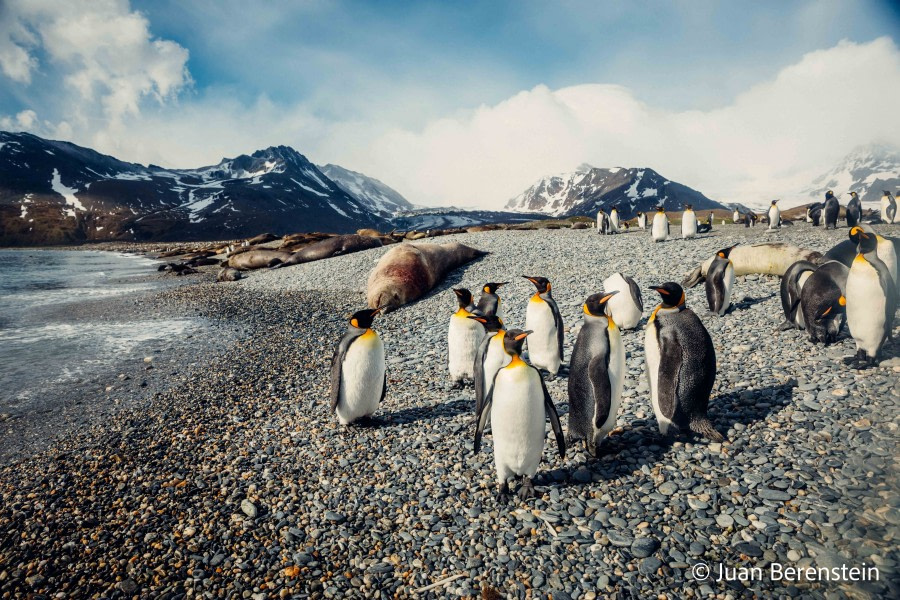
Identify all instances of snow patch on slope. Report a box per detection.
[51,169,85,217]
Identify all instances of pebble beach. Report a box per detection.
[1,223,898,599]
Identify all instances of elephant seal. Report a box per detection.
[271,234,383,269]
[227,249,293,270]
[683,243,822,288]
[367,242,487,312]
[246,232,280,245]
[217,267,243,282]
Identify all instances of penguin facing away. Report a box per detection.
[523,275,565,375]
[330,307,387,425]
[823,191,840,230]
[800,260,849,345]
[882,191,897,224]
[644,283,723,442]
[767,200,781,229]
[474,329,566,501]
[846,192,862,228]
[567,291,624,457]
[681,204,698,239]
[845,230,897,368]
[705,245,737,316]
[778,260,817,331]
[651,206,669,242]
[601,272,644,329]
[448,288,486,387]
[468,314,511,416]
[475,282,508,318]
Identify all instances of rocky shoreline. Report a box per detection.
[1,224,898,599]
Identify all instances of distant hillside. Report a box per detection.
[803,142,900,205]
[319,163,415,219]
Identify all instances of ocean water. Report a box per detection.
[0,250,198,410]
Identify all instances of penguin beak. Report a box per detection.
[497,282,509,287]
[514,331,532,341]
[467,316,487,323]
[599,291,619,303]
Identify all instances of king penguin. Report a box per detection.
[448,288,486,388]
[823,191,839,230]
[597,209,610,234]
[601,272,643,329]
[733,209,740,224]
[845,230,897,368]
[474,329,565,500]
[637,211,647,230]
[644,283,723,442]
[681,204,698,239]
[697,212,713,234]
[330,307,386,425]
[767,200,781,229]
[651,206,669,242]
[705,245,737,316]
[475,282,508,318]
[882,191,897,225]
[846,192,862,228]
[778,260,817,330]
[609,206,620,233]
[468,314,510,416]
[523,275,564,376]
[800,260,849,345]
[567,291,625,457]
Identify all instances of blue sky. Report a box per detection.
[1,0,899,207]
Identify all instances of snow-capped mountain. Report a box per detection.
[319,163,414,219]
[505,164,725,217]
[804,142,900,205]
[0,131,388,244]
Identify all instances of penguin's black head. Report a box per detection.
[468,314,504,332]
[771,199,779,205]
[883,190,890,196]
[684,204,693,210]
[825,190,834,199]
[637,211,643,216]
[716,244,738,259]
[453,288,473,308]
[523,276,551,294]
[583,291,618,317]
[482,282,508,294]
[815,295,846,322]
[849,226,865,244]
[349,307,381,329]
[856,230,877,255]
[656,206,665,213]
[650,282,685,308]
[502,329,531,356]
[849,191,858,198]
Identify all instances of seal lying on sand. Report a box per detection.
[683,243,822,288]
[217,267,243,282]
[271,234,382,269]
[367,242,487,312]
[227,249,293,270]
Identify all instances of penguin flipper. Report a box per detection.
[473,336,491,414]
[539,374,566,459]
[473,383,494,455]
[656,330,682,427]
[587,355,612,431]
[545,296,565,362]
[627,276,644,312]
[380,371,388,405]
[329,334,359,413]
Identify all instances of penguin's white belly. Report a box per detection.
[651,215,668,241]
[448,316,484,381]
[718,262,735,315]
[483,335,511,398]
[847,261,887,355]
[796,270,813,328]
[733,211,740,223]
[644,320,672,434]
[876,238,898,286]
[638,215,646,229]
[682,213,697,238]
[490,366,546,481]
[610,213,619,231]
[337,334,385,425]
[768,207,780,228]
[599,325,625,437]
[602,273,642,329]
[525,300,560,372]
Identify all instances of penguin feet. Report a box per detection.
[777,320,796,332]
[517,477,535,500]
[496,482,511,502]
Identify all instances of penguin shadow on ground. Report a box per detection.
[379,397,473,427]
[539,382,795,489]
[726,292,776,313]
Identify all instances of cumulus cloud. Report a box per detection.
[343,37,900,209]
[0,0,190,147]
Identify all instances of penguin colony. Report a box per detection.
[330,194,897,500]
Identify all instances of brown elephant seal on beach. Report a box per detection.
[246,232,280,245]
[217,267,243,282]
[228,249,293,270]
[367,242,487,312]
[271,234,383,268]
[682,243,822,288]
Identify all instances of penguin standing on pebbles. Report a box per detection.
[767,200,781,229]
[597,209,610,234]
[637,212,647,230]
[681,204,698,239]
[823,191,840,230]
[523,276,564,376]
[778,260,817,331]
[882,191,897,224]
[644,283,723,442]
[601,272,643,329]
[474,329,566,501]
[475,282,508,318]
[845,231,897,368]
[469,314,510,416]
[846,192,862,228]
[609,206,621,233]
[651,206,669,242]
[705,245,737,316]
[448,289,485,388]
[567,292,624,457]
[330,307,386,425]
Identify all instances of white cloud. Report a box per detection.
[342,36,900,209]
[0,0,190,139]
